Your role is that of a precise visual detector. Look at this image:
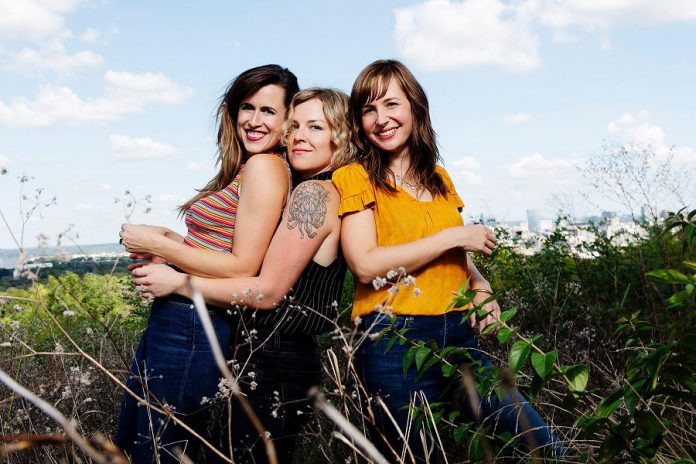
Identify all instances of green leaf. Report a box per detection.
[383,334,398,354]
[496,328,514,344]
[499,308,517,323]
[508,340,531,373]
[565,364,589,392]
[403,346,418,376]
[595,388,623,418]
[441,362,457,377]
[480,322,500,336]
[646,269,691,284]
[531,350,558,379]
[683,261,696,271]
[453,423,469,446]
[414,346,432,371]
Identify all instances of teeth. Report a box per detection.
[247,131,265,138]
[378,128,397,137]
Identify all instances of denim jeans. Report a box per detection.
[114,295,233,463]
[205,328,322,464]
[356,311,566,463]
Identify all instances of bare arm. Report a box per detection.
[340,208,496,285]
[121,154,289,278]
[132,181,339,309]
[465,254,501,332]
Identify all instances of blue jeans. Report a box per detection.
[114,295,233,463]
[356,311,566,462]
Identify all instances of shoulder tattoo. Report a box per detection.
[287,181,330,239]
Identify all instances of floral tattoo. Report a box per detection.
[287,181,329,239]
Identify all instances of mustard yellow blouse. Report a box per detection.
[332,163,469,319]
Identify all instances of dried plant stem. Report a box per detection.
[188,279,278,464]
[36,299,235,463]
[0,369,125,464]
[310,387,389,464]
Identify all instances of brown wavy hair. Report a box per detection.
[179,64,299,214]
[281,88,357,170]
[350,59,446,197]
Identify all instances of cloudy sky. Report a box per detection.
[1,0,695,249]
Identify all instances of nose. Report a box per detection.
[293,125,306,142]
[375,107,389,126]
[249,110,262,127]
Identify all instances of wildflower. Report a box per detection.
[397,266,406,274]
[54,342,65,353]
[271,410,278,418]
[63,310,75,318]
[249,381,258,391]
[296,410,304,415]
[331,300,338,307]
[0,342,11,348]
[386,269,397,280]
[85,327,93,336]
[354,316,362,326]
[248,371,256,379]
[13,304,22,313]
[372,276,387,290]
[402,275,416,286]
[10,321,19,331]
[413,288,422,297]
[387,285,399,296]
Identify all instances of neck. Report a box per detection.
[299,165,331,181]
[387,150,412,177]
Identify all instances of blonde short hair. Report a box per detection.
[282,88,357,169]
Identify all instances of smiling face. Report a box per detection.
[360,79,413,158]
[236,84,287,156]
[287,98,333,179]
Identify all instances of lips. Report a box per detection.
[245,130,267,142]
[376,127,397,140]
[291,148,311,156]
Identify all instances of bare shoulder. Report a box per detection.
[244,153,288,173]
[286,180,338,239]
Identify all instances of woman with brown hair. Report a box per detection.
[333,59,566,462]
[115,64,299,463]
[130,88,356,463]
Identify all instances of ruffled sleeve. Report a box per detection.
[332,163,376,218]
[437,166,465,211]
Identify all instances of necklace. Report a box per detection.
[392,172,420,191]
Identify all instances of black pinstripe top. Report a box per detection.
[251,170,347,335]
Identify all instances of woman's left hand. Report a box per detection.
[131,263,186,298]
[120,224,166,254]
[469,285,502,334]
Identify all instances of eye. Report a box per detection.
[289,123,299,131]
[262,107,277,115]
[362,107,374,115]
[310,124,323,131]
[387,101,398,107]
[240,103,253,111]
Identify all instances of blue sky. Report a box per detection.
[1,0,695,249]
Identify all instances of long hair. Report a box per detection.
[179,64,299,214]
[281,88,357,171]
[349,59,447,196]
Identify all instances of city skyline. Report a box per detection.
[1,0,695,249]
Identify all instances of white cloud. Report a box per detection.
[530,0,696,30]
[0,70,193,127]
[394,0,540,72]
[7,43,103,74]
[608,111,665,146]
[449,156,483,185]
[110,134,177,160]
[79,28,101,43]
[394,0,696,72]
[607,111,696,165]
[504,152,578,179]
[502,112,532,125]
[104,71,193,104]
[186,161,204,171]
[0,0,105,74]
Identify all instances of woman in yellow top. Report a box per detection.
[333,59,566,462]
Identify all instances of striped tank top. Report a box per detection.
[183,153,290,251]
